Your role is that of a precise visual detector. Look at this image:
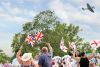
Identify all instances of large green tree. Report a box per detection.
[11,10,92,58]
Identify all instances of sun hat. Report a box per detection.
[21,53,32,61]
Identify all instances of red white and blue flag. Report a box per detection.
[25,35,35,47]
[25,31,44,46]
[35,31,44,42]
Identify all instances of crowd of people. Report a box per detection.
[0,43,100,67]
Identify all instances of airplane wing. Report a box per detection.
[89,8,94,12]
[87,3,94,13]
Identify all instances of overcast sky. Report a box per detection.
[0,0,100,56]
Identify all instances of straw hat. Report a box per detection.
[21,53,32,61]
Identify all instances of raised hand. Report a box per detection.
[46,43,51,47]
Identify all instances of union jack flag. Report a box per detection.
[25,35,35,47]
[35,31,44,42]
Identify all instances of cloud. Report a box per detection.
[64,2,100,26]
[0,13,28,24]
[78,24,100,41]
[0,32,14,56]
[70,12,100,26]
[92,0,100,11]
[20,0,42,3]
[0,2,37,24]
[49,0,100,41]
[49,0,70,23]
[49,0,100,26]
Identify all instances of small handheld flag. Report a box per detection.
[35,31,44,42]
[90,40,100,50]
[25,35,35,47]
[69,42,76,50]
[60,37,68,52]
[25,31,44,47]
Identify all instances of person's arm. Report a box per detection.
[88,49,96,60]
[46,43,53,57]
[46,43,53,52]
[16,46,23,64]
[31,59,38,67]
[72,48,80,61]
[39,65,42,67]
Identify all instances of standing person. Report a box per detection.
[68,45,80,67]
[75,50,80,67]
[38,43,53,67]
[16,46,36,67]
[73,48,96,67]
[95,53,100,67]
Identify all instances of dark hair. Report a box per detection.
[80,52,85,57]
[77,50,80,53]
[68,51,73,56]
[59,65,63,67]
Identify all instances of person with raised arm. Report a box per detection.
[38,43,53,67]
[16,46,37,67]
[73,47,96,67]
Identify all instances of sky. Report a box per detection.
[0,0,100,56]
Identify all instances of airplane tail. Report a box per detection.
[82,8,85,10]
[82,8,88,10]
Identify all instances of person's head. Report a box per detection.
[21,53,32,62]
[41,47,48,53]
[80,52,87,58]
[68,51,73,56]
[75,50,80,57]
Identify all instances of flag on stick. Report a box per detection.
[60,37,68,52]
[25,35,35,47]
[35,31,44,42]
[69,42,76,50]
[90,40,100,50]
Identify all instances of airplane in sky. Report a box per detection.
[82,3,95,13]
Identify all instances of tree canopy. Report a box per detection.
[11,10,97,59]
